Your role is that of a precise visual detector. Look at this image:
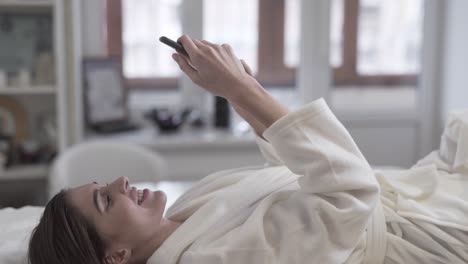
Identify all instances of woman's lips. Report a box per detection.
[141,189,149,205]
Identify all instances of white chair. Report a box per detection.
[48,140,168,199]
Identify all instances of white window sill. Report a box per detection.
[330,86,418,121]
[129,86,418,122]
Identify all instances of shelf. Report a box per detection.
[0,86,56,95]
[0,164,48,181]
[0,0,53,7]
[88,126,258,150]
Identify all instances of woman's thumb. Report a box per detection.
[241,59,254,76]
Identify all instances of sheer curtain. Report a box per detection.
[122,0,182,78]
[203,0,258,73]
[121,0,423,81]
[358,0,423,74]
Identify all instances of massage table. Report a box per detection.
[0,181,193,264]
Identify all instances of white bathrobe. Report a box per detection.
[369,109,468,264]
[148,98,380,263]
[147,99,468,264]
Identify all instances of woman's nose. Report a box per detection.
[118,176,129,193]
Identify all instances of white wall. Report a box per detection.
[441,0,468,121]
[81,0,106,56]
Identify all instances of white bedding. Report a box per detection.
[0,206,43,264]
[0,181,193,264]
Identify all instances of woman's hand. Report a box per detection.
[228,59,268,137]
[173,35,289,129]
[173,35,258,102]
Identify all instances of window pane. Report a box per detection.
[284,0,300,68]
[330,0,344,67]
[204,0,258,73]
[358,0,423,74]
[122,0,182,78]
[284,0,343,68]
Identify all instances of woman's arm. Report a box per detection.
[231,102,266,139]
[227,59,267,138]
[173,35,289,132]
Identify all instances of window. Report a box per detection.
[333,0,423,86]
[107,0,182,89]
[121,0,182,79]
[204,0,258,73]
[107,0,423,89]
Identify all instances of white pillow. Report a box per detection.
[0,206,43,264]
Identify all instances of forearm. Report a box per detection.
[230,102,267,138]
[172,35,289,128]
[229,81,289,131]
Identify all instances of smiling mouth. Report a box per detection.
[137,190,143,205]
[137,189,149,205]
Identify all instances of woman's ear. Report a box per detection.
[103,248,131,264]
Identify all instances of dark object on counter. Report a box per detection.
[16,141,56,164]
[90,121,140,134]
[145,108,191,133]
[17,141,41,164]
[214,96,230,129]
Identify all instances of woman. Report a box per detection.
[29,35,468,264]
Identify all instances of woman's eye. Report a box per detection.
[106,195,111,209]
[104,184,111,209]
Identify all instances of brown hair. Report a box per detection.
[28,190,107,264]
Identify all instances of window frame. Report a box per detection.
[106,0,418,89]
[334,0,418,86]
[106,0,179,89]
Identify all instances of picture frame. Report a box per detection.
[82,57,130,128]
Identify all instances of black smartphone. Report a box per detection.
[159,36,188,56]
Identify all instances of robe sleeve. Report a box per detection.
[438,110,468,174]
[254,136,284,166]
[262,98,380,263]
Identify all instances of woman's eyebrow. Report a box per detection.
[93,188,102,215]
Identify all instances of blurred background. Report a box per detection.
[0,0,466,207]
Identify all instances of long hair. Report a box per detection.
[28,190,107,264]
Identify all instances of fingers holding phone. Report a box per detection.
[159,36,189,56]
[161,35,256,101]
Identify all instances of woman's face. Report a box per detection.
[67,176,167,253]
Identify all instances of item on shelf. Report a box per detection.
[0,152,5,170]
[33,51,55,85]
[17,140,41,164]
[144,108,191,133]
[0,106,14,135]
[0,13,13,32]
[0,96,28,144]
[0,69,6,87]
[16,68,31,87]
[36,110,57,144]
[0,11,45,76]
[0,133,13,168]
[38,143,57,163]
[0,8,53,77]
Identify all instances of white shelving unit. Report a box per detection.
[0,164,49,181]
[0,0,53,7]
[0,86,56,95]
[0,0,68,183]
